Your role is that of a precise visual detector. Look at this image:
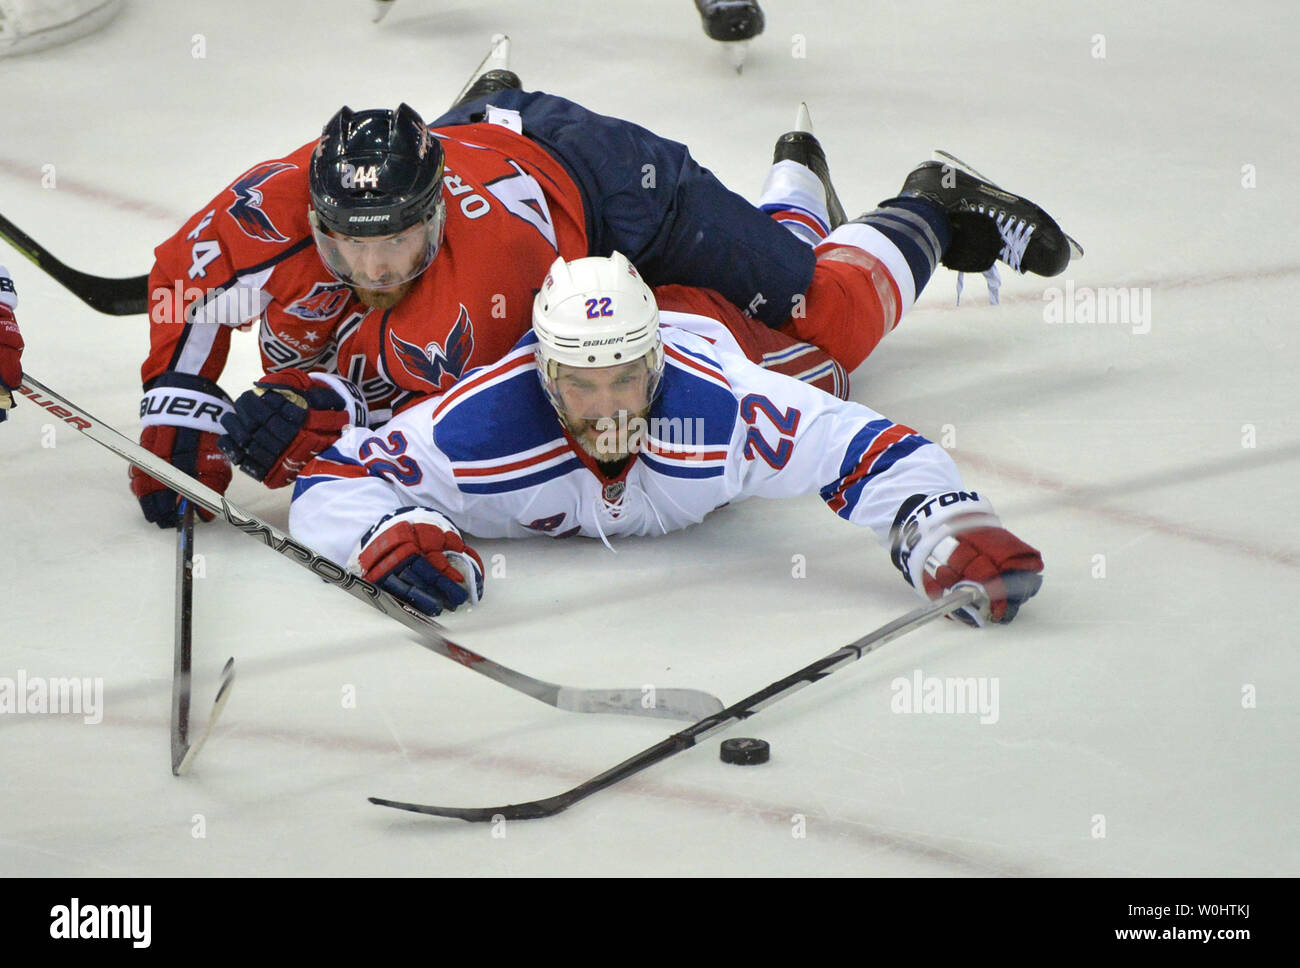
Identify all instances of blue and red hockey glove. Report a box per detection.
[0,265,22,422]
[130,372,234,528]
[218,369,368,489]
[890,491,1043,626]
[352,507,485,617]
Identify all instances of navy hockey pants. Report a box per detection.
[430,89,816,328]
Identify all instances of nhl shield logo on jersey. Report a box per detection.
[284,281,352,322]
[389,305,475,390]
[227,161,296,243]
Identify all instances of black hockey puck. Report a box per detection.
[720,737,770,765]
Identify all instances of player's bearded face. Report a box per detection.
[553,360,653,461]
[311,205,444,309]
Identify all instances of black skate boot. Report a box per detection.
[773,129,847,230]
[451,69,522,111]
[695,0,765,42]
[895,152,1082,277]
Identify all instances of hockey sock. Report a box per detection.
[758,160,833,247]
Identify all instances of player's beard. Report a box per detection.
[568,408,651,463]
[353,278,415,310]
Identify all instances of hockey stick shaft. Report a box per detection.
[16,373,723,722]
[0,212,147,315]
[170,501,195,775]
[370,585,984,822]
[449,34,511,108]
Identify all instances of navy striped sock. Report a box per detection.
[854,197,951,298]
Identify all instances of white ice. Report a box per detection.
[1,0,1296,877]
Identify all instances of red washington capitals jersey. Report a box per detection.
[143,121,589,421]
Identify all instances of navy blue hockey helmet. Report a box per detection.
[309,103,445,237]
[308,103,447,290]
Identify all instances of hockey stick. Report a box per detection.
[170,501,237,774]
[169,501,195,774]
[449,34,511,108]
[369,585,986,822]
[0,212,148,315]
[176,657,236,776]
[16,373,725,723]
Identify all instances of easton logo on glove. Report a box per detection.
[890,491,1043,626]
[891,490,984,577]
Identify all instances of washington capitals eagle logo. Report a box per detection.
[389,306,475,389]
[227,161,295,243]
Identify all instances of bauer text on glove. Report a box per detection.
[131,372,234,527]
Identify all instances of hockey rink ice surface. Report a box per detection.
[1,0,1296,877]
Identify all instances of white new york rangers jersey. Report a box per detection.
[288,313,969,568]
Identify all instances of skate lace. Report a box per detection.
[955,265,1002,306]
[995,213,1035,272]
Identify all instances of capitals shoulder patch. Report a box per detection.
[227,161,296,243]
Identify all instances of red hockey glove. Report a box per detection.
[353,507,485,617]
[218,369,368,489]
[890,491,1043,626]
[0,266,22,422]
[130,372,234,528]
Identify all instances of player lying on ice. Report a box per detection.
[131,75,1075,533]
[288,247,1045,628]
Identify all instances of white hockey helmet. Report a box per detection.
[532,252,665,405]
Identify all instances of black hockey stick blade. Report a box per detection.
[369,587,984,822]
[368,795,565,822]
[369,733,690,821]
[0,211,148,315]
